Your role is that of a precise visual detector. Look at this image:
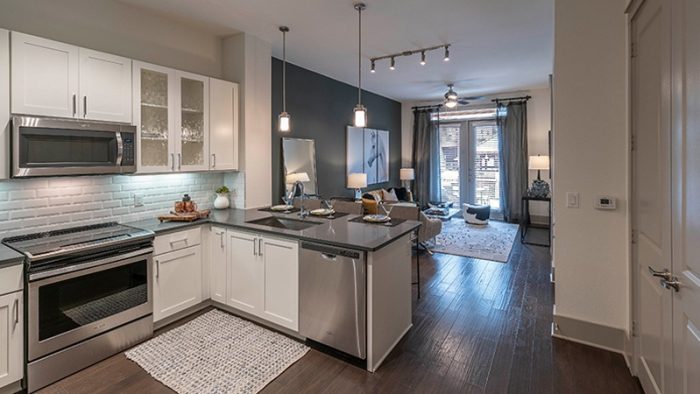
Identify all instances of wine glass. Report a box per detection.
[381,202,394,225]
[324,200,335,219]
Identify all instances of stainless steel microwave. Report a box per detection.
[12,115,136,178]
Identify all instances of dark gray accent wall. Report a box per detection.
[271,58,402,203]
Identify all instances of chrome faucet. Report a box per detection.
[291,180,308,219]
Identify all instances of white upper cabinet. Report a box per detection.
[133,61,176,173]
[11,32,79,118]
[176,72,209,172]
[79,48,131,122]
[1,29,9,181]
[11,32,132,122]
[209,78,239,171]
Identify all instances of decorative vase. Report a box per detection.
[214,193,230,209]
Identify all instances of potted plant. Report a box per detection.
[214,186,231,209]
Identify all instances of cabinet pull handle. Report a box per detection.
[258,238,263,257]
[253,238,257,256]
[83,96,87,118]
[178,153,182,170]
[13,298,19,326]
[220,232,225,248]
[72,94,77,116]
[171,153,175,171]
[170,237,188,246]
[155,259,160,278]
[212,153,216,168]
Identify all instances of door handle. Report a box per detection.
[155,259,160,279]
[72,94,77,117]
[83,96,87,118]
[660,277,680,292]
[648,266,673,280]
[171,153,175,171]
[13,298,18,326]
[212,153,216,168]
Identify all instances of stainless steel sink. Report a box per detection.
[246,216,322,231]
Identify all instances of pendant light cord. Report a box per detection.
[283,29,287,113]
[358,5,362,106]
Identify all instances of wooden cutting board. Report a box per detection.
[158,210,210,222]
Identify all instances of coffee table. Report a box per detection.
[423,207,461,221]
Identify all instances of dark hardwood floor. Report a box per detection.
[39,229,642,394]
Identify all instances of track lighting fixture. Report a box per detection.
[352,3,367,128]
[369,43,452,72]
[278,26,291,132]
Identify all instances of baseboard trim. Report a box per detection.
[552,314,625,354]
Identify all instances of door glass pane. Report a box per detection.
[38,260,148,341]
[181,78,204,166]
[439,124,461,204]
[472,122,500,208]
[140,69,169,167]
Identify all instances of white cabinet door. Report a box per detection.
[261,236,299,331]
[210,226,227,304]
[153,245,202,322]
[0,29,9,180]
[11,32,79,118]
[133,61,176,173]
[0,291,22,389]
[209,78,239,171]
[227,230,263,315]
[79,48,131,122]
[176,71,209,172]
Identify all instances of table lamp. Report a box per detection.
[528,155,550,197]
[347,173,367,201]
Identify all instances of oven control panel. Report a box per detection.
[121,134,135,166]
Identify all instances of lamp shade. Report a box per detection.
[528,155,550,170]
[400,168,415,181]
[286,172,310,184]
[347,173,368,189]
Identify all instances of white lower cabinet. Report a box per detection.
[153,229,203,323]
[224,229,299,331]
[0,277,23,390]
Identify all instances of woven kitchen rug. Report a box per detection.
[425,219,519,263]
[125,309,309,394]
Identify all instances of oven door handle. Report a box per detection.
[29,247,154,282]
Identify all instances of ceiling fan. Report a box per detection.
[443,84,482,108]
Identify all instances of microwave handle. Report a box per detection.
[116,132,123,165]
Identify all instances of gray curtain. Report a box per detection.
[412,109,440,207]
[497,102,528,223]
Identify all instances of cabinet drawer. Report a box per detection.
[0,264,23,296]
[154,227,201,255]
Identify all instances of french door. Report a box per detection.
[437,120,501,211]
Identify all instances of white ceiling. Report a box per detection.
[119,0,553,102]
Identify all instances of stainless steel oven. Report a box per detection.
[3,222,154,392]
[12,115,136,178]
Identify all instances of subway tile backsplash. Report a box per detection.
[0,172,244,238]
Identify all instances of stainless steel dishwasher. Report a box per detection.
[299,242,366,359]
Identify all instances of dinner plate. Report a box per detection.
[271,204,294,211]
[363,214,391,223]
[310,208,335,216]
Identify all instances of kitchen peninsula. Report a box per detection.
[130,207,421,372]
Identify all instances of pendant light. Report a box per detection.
[278,26,291,132]
[353,3,367,128]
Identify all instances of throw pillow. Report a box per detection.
[463,203,491,225]
[362,197,378,214]
[383,189,399,202]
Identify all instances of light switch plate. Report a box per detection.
[566,192,579,208]
[133,193,144,207]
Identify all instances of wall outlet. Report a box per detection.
[566,192,579,208]
[133,193,144,207]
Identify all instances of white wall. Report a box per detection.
[0,0,224,78]
[553,0,629,331]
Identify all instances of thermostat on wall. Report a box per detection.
[595,195,616,210]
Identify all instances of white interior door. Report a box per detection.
[671,0,700,392]
[79,48,131,122]
[631,0,673,392]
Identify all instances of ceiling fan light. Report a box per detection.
[353,104,367,127]
[445,99,458,108]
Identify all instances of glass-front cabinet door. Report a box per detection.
[176,72,209,172]
[133,61,175,173]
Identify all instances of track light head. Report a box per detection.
[420,51,426,66]
[390,57,396,70]
[444,45,450,62]
[370,60,376,73]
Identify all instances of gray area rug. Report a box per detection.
[125,309,309,394]
[426,219,519,263]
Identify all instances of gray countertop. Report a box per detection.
[0,244,25,268]
[128,208,421,252]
